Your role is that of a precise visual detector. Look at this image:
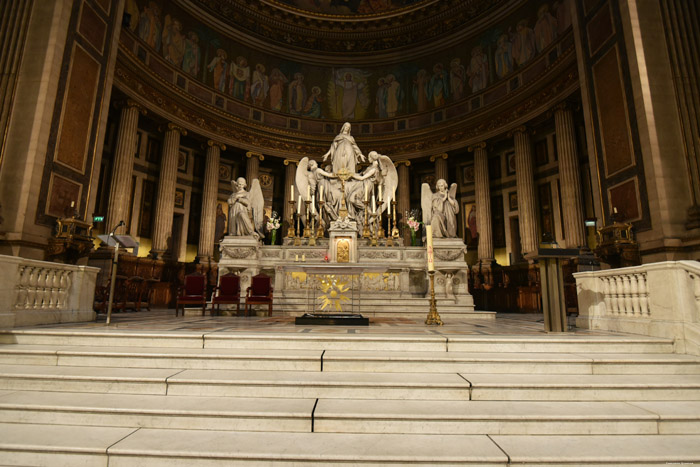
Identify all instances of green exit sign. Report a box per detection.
[93,216,104,222]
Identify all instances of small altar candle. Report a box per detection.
[372,195,376,213]
[319,185,323,200]
[426,224,435,272]
[378,185,382,202]
[302,254,306,262]
[387,195,391,216]
[295,254,299,262]
[307,185,311,200]
[364,185,368,202]
[297,195,302,214]
[291,185,294,199]
[311,196,315,212]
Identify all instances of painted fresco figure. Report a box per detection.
[250,64,269,107]
[413,69,430,112]
[495,34,514,78]
[182,32,201,77]
[534,3,559,52]
[230,57,251,101]
[450,59,466,101]
[207,49,228,92]
[268,68,288,111]
[138,1,162,51]
[428,63,449,107]
[512,19,536,66]
[375,78,388,118]
[385,74,402,117]
[162,15,185,67]
[289,73,308,115]
[467,45,489,93]
[303,86,323,118]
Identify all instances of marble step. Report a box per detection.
[0,391,314,432]
[3,390,697,435]
[313,399,700,435]
[2,423,699,466]
[465,373,700,401]
[0,423,508,466]
[0,329,677,353]
[1,345,698,374]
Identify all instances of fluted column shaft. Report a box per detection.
[246,151,263,181]
[283,160,297,229]
[151,124,186,256]
[396,161,411,241]
[197,140,224,260]
[432,153,449,182]
[513,128,539,255]
[472,143,493,261]
[555,106,586,248]
[106,101,144,233]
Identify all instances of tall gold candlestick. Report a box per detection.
[316,200,325,238]
[287,199,296,238]
[362,200,371,239]
[304,200,311,238]
[377,201,385,238]
[391,199,400,239]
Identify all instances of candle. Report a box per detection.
[387,196,391,216]
[302,254,306,262]
[378,185,382,201]
[291,185,294,199]
[307,185,310,200]
[295,254,299,262]
[311,196,315,212]
[372,195,376,213]
[319,185,323,200]
[297,195,302,214]
[364,185,368,202]
[426,224,435,272]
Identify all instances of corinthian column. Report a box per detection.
[554,103,586,248]
[283,159,298,234]
[198,140,225,261]
[470,142,493,262]
[511,126,539,256]
[246,151,264,181]
[430,153,449,182]
[395,160,411,241]
[151,123,187,258]
[105,100,146,233]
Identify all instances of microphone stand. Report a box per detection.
[106,221,125,325]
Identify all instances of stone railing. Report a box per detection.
[0,255,99,328]
[574,261,700,355]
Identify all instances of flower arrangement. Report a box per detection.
[266,211,281,232]
[406,209,422,232]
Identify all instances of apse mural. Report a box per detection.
[125,0,572,121]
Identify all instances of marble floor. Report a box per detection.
[28,309,618,336]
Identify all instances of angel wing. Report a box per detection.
[377,155,398,209]
[295,157,310,202]
[421,183,433,225]
[449,183,459,215]
[249,179,265,237]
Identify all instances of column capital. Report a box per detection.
[206,140,226,151]
[393,160,411,167]
[508,125,532,137]
[161,123,187,136]
[115,99,147,115]
[283,158,300,166]
[246,151,264,161]
[429,153,448,162]
[468,142,487,152]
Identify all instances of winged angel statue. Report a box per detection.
[227,177,264,239]
[421,179,459,238]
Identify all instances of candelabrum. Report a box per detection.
[386,207,394,247]
[377,201,385,238]
[425,270,443,325]
[304,200,312,239]
[391,199,400,239]
[362,200,371,239]
[309,204,317,247]
[294,211,301,246]
[371,212,379,247]
[316,200,325,238]
[287,199,296,238]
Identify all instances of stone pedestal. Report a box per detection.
[430,238,472,305]
[218,236,261,295]
[329,219,358,263]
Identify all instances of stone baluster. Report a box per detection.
[246,151,264,181]
[638,273,649,315]
[105,100,146,234]
[470,142,493,263]
[511,127,539,256]
[612,276,621,314]
[430,153,449,182]
[283,159,298,234]
[554,103,586,248]
[603,276,611,313]
[151,123,187,258]
[630,273,640,315]
[198,140,226,261]
[622,274,632,314]
[395,161,411,241]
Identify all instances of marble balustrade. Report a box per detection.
[575,261,700,355]
[0,255,98,327]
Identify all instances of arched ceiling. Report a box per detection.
[187,0,515,58]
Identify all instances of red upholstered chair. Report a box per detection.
[245,273,273,316]
[211,273,241,315]
[175,273,207,317]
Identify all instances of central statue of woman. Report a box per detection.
[322,122,366,175]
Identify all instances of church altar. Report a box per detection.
[217,123,483,319]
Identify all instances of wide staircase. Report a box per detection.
[0,326,699,465]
